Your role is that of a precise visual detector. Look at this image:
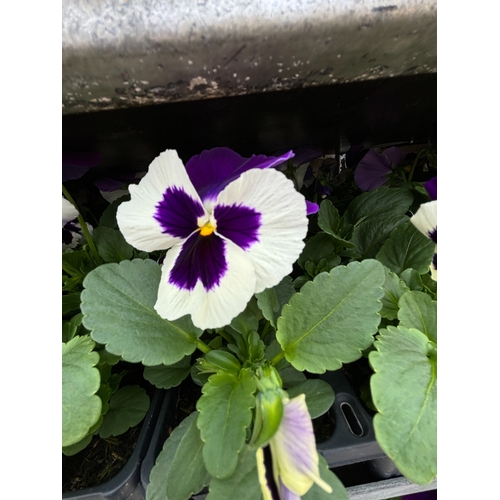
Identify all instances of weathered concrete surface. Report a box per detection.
[62,0,437,114]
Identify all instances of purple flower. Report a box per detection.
[62,152,102,182]
[354,146,404,191]
[116,147,312,330]
[256,395,332,499]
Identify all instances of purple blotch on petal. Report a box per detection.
[154,186,204,238]
[214,203,261,250]
[185,147,294,202]
[424,176,437,201]
[429,227,437,244]
[169,232,228,291]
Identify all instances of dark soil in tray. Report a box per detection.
[62,363,155,493]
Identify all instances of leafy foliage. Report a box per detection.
[370,326,437,484]
[277,260,385,372]
[81,259,202,365]
[62,335,102,447]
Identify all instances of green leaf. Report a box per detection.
[376,221,435,275]
[230,297,260,335]
[286,379,335,419]
[166,413,211,500]
[99,195,129,228]
[380,268,410,320]
[278,366,307,389]
[62,313,84,342]
[302,455,349,500]
[62,434,93,456]
[196,371,257,479]
[206,446,260,500]
[144,356,192,389]
[146,411,199,500]
[343,187,413,225]
[317,200,356,248]
[99,385,150,438]
[398,291,437,343]
[62,292,81,316]
[93,226,134,263]
[298,233,336,269]
[351,214,409,258]
[276,260,385,373]
[370,326,437,484]
[400,268,424,291]
[256,276,296,328]
[81,259,202,365]
[62,336,102,447]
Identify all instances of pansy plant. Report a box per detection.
[71,145,437,498]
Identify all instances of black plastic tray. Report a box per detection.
[62,389,168,500]
[317,369,401,486]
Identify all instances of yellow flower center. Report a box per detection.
[199,221,216,236]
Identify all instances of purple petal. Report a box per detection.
[154,186,204,239]
[168,232,228,291]
[402,491,437,500]
[291,146,322,167]
[280,480,301,500]
[306,201,319,215]
[214,203,261,250]
[381,146,404,167]
[185,147,294,203]
[354,149,393,191]
[94,172,136,192]
[424,176,437,200]
[62,152,102,181]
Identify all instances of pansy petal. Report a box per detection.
[185,147,294,207]
[155,235,256,330]
[270,395,332,496]
[256,447,278,500]
[214,168,308,294]
[424,176,437,201]
[62,152,102,181]
[62,197,79,226]
[117,150,206,252]
[279,480,301,500]
[306,201,319,215]
[410,200,437,243]
[381,146,404,167]
[354,149,393,191]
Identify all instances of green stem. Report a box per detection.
[407,149,424,184]
[196,339,212,354]
[270,350,285,365]
[62,184,103,265]
[261,321,272,339]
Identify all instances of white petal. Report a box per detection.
[410,200,437,240]
[155,237,257,330]
[214,168,308,293]
[62,197,79,226]
[117,150,206,252]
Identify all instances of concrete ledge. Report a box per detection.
[62,0,436,114]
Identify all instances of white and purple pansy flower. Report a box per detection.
[116,147,317,330]
[410,176,437,277]
[256,394,332,500]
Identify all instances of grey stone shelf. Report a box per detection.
[62,0,436,114]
